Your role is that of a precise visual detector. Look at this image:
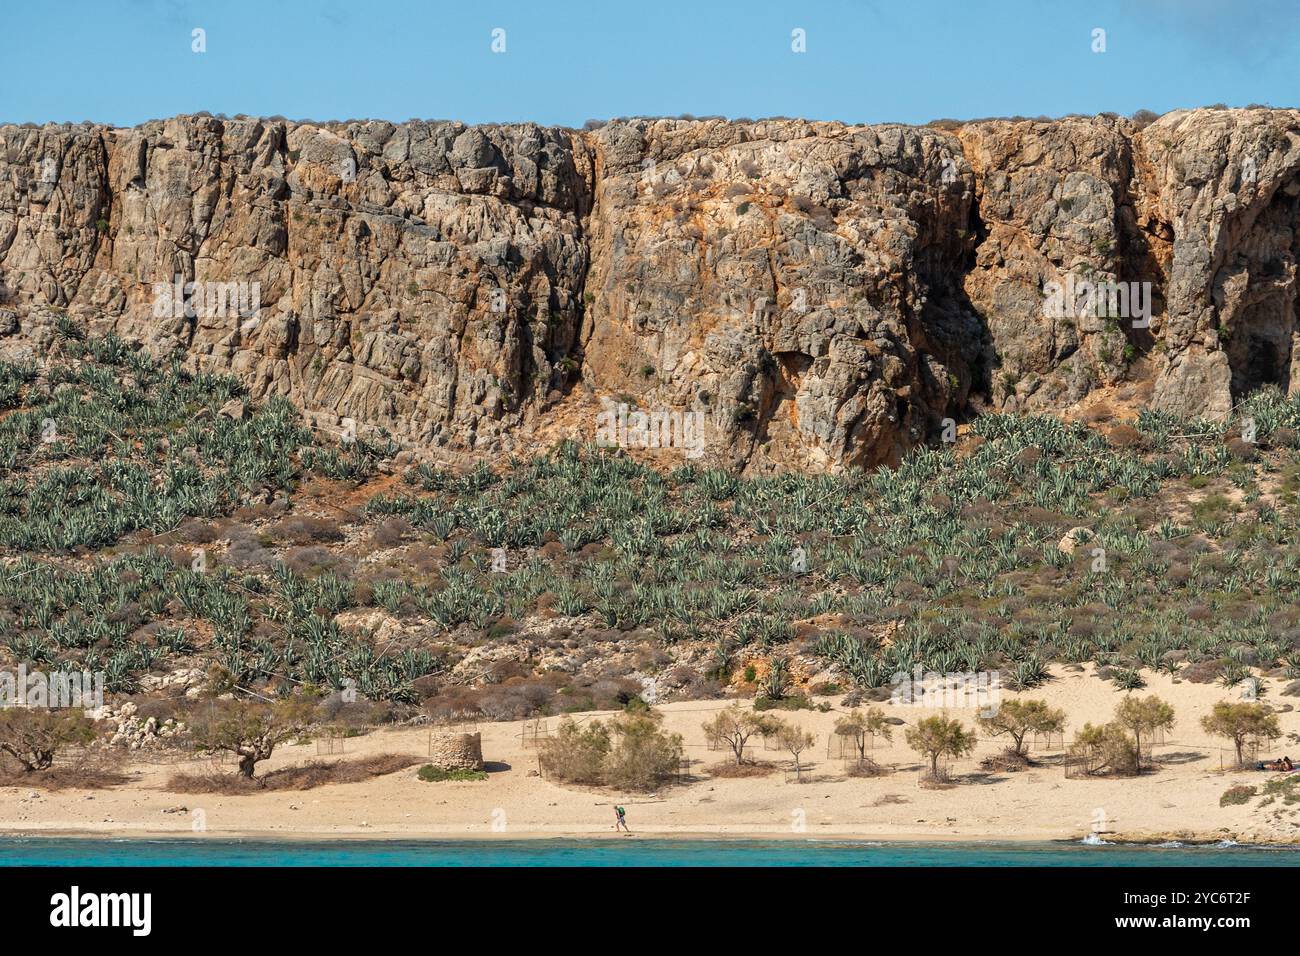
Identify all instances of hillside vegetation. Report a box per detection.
[2,327,1298,716]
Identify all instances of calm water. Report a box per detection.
[0,837,1297,867]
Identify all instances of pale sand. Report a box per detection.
[4,665,1299,845]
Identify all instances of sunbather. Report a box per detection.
[1256,756,1295,771]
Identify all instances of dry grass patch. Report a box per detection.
[0,766,131,791]
[164,753,419,794]
[0,750,130,791]
[706,760,778,778]
[844,758,891,778]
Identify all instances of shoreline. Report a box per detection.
[2,826,1297,848]
[5,670,1299,850]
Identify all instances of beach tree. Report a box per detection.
[189,694,317,778]
[905,714,977,779]
[1069,722,1139,776]
[702,704,777,765]
[540,717,611,785]
[1113,696,1175,771]
[834,707,892,761]
[541,709,683,791]
[977,699,1066,757]
[1201,701,1281,769]
[603,710,684,791]
[772,720,817,781]
[0,707,96,773]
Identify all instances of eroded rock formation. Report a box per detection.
[2,107,1298,471]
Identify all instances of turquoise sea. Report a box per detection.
[1,837,1297,866]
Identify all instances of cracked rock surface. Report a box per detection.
[2,108,1298,471]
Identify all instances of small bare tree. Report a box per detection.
[189,695,317,778]
[701,704,776,765]
[775,721,817,782]
[0,708,95,772]
[834,707,892,761]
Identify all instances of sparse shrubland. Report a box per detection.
[3,327,1300,727]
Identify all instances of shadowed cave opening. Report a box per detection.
[1220,173,1300,403]
[1223,273,1296,401]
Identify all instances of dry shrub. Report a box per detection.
[119,696,181,722]
[1220,784,1256,807]
[1107,423,1142,448]
[424,678,557,722]
[317,696,392,727]
[0,747,130,790]
[980,748,1032,772]
[165,754,419,794]
[224,524,275,568]
[175,518,220,545]
[1082,402,1114,424]
[0,765,132,790]
[919,769,956,789]
[403,544,442,576]
[707,760,777,778]
[844,757,890,778]
[280,546,352,576]
[1015,447,1042,467]
[271,515,345,545]
[1225,437,1257,461]
[1181,659,1224,684]
[370,517,412,548]
[539,712,683,792]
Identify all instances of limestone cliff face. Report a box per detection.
[2,108,1298,471]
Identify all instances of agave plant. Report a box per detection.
[1109,667,1146,691]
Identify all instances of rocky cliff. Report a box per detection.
[2,107,1298,472]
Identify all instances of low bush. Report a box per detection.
[417,765,488,782]
[753,694,826,712]
[540,708,682,791]
[1219,785,1256,807]
[1069,722,1140,776]
[707,760,777,778]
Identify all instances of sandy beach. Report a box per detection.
[3,666,1298,846]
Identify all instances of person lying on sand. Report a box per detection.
[1256,756,1295,771]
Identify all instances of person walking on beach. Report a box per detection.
[614,805,630,834]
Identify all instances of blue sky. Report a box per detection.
[2,0,1297,127]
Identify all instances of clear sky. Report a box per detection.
[2,0,1297,127]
